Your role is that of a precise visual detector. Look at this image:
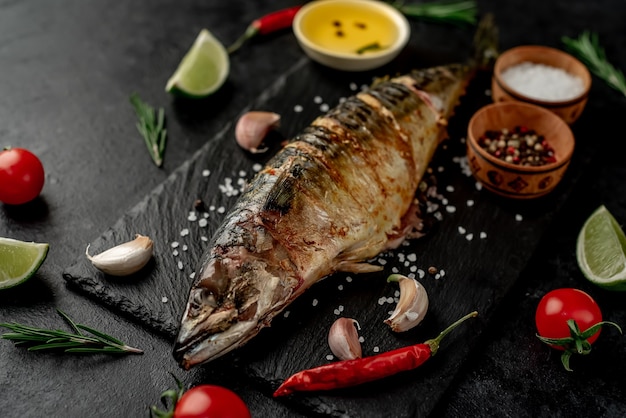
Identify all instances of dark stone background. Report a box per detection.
[1,1,625,417]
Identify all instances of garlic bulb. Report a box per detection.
[384,274,429,332]
[328,317,362,360]
[86,234,153,276]
[234,111,280,153]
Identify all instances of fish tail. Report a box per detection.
[470,13,499,70]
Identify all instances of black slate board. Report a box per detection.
[63,55,580,417]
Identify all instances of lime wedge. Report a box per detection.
[165,29,230,98]
[576,205,626,291]
[0,237,49,289]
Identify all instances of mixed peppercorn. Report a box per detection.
[478,126,557,166]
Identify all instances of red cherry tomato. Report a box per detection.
[535,288,603,350]
[173,385,251,418]
[0,147,45,205]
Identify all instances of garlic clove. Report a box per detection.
[234,111,280,153]
[328,317,362,360]
[86,234,154,276]
[384,274,429,332]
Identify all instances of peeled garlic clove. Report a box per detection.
[384,274,429,332]
[86,234,154,276]
[328,317,362,360]
[234,111,280,153]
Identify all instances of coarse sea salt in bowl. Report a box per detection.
[492,45,591,124]
[467,101,575,200]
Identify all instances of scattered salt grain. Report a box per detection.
[434,211,443,221]
[162,296,168,303]
[312,299,319,307]
[294,104,303,113]
[391,267,399,273]
[172,250,179,257]
[439,269,446,277]
[458,226,466,235]
[217,206,226,214]
[187,212,197,222]
[346,276,353,283]
[409,265,417,273]
[466,233,474,241]
[314,96,323,104]
[338,284,344,291]
[202,169,210,177]
[442,198,449,205]
[480,232,487,239]
[320,103,330,112]
[417,269,425,279]
[446,185,455,193]
[182,245,188,251]
[484,89,492,96]
[171,241,180,248]
[466,199,474,207]
[180,228,189,237]
[349,82,358,91]
[190,272,196,279]
[373,347,380,353]
[198,218,208,228]
[475,182,483,191]
[515,214,523,222]
[437,166,445,172]
[435,273,441,279]
[500,62,585,102]
[358,336,365,343]
[326,354,334,361]
[177,261,184,270]
[238,170,247,177]
[446,205,457,213]
[200,236,208,242]
[407,253,417,262]
[252,163,263,172]
[378,258,387,265]
[284,311,290,318]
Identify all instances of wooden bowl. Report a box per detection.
[492,45,591,124]
[467,102,575,199]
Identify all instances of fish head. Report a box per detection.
[173,246,296,369]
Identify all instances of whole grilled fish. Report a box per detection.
[174,19,497,370]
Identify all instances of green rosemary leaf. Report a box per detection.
[65,347,127,354]
[76,324,125,346]
[28,342,84,351]
[394,0,477,25]
[562,31,626,97]
[130,93,168,167]
[57,309,83,336]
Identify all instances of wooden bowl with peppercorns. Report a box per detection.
[491,45,591,124]
[467,101,575,200]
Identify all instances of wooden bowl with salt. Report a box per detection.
[467,101,575,200]
[492,45,591,124]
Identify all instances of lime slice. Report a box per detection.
[576,205,626,291]
[165,29,230,98]
[0,237,49,290]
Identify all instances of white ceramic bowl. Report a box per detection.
[293,0,410,71]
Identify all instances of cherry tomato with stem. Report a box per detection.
[535,288,622,371]
[151,376,251,418]
[0,147,45,205]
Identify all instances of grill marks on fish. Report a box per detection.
[174,64,476,368]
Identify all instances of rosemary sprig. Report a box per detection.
[392,0,478,26]
[562,31,626,97]
[130,93,167,167]
[0,309,143,355]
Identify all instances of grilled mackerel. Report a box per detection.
[174,20,497,369]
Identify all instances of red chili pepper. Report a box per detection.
[227,5,303,54]
[273,311,477,397]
